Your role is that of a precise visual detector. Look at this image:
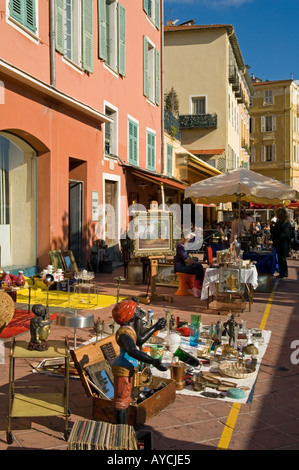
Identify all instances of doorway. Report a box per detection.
[69,179,83,268]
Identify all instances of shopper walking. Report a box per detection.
[270,208,295,278]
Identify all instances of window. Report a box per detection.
[147,130,156,171]
[9,0,37,34]
[98,0,126,76]
[128,119,138,165]
[143,0,160,29]
[264,90,273,105]
[261,144,276,162]
[191,96,206,114]
[55,0,93,72]
[143,36,160,105]
[104,105,118,157]
[261,116,276,132]
[166,144,173,176]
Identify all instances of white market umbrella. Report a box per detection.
[184,168,298,206]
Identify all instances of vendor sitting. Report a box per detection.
[174,232,204,297]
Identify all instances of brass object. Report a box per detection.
[243,343,259,356]
[214,343,239,360]
[170,360,186,390]
[191,371,237,392]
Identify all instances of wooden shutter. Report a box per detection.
[272,115,276,131]
[155,0,160,29]
[10,0,37,34]
[272,144,276,161]
[250,145,256,163]
[55,0,65,54]
[261,116,265,132]
[155,48,160,105]
[261,145,266,162]
[147,132,155,170]
[166,144,173,175]
[128,120,138,165]
[117,3,126,76]
[98,0,107,61]
[82,0,93,73]
[143,36,149,98]
[143,0,148,15]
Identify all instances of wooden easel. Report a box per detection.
[137,256,173,305]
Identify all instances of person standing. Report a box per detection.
[270,208,295,278]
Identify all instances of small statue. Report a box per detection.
[223,314,238,348]
[28,304,51,351]
[94,318,104,340]
[169,314,177,333]
[111,299,167,424]
[213,319,223,343]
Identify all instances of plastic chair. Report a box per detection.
[174,273,195,296]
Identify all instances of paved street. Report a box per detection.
[1,258,299,451]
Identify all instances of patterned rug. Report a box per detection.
[0,310,58,341]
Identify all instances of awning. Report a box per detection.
[250,201,299,209]
[131,170,187,191]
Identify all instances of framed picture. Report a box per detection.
[156,263,179,287]
[61,250,78,273]
[131,211,178,258]
[256,273,272,293]
[48,249,65,271]
[218,266,244,293]
[84,360,114,400]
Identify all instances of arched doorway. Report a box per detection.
[0,132,37,272]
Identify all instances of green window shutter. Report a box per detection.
[117,3,126,76]
[55,0,65,54]
[143,0,148,15]
[128,120,138,165]
[98,0,107,61]
[166,144,173,176]
[155,48,160,105]
[82,0,94,73]
[10,0,37,34]
[155,0,160,29]
[143,36,149,98]
[147,132,155,171]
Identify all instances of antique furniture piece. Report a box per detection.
[7,336,70,444]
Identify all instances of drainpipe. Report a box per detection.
[49,0,56,87]
[160,0,165,209]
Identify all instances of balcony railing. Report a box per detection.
[164,110,181,140]
[179,113,217,129]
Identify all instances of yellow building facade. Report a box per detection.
[164,23,254,173]
[250,79,299,191]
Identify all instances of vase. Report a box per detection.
[3,272,12,288]
[16,271,26,287]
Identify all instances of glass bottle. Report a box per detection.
[190,314,201,347]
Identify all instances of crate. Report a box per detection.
[71,335,176,428]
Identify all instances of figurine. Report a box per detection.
[223,314,238,348]
[94,317,104,340]
[169,314,177,333]
[28,304,51,351]
[111,299,167,424]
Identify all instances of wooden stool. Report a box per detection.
[174,273,195,296]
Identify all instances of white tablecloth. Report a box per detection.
[201,266,258,300]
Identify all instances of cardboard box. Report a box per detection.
[71,335,176,428]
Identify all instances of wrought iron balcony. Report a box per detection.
[164,110,181,140]
[179,113,217,129]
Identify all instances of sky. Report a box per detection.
[163,0,299,82]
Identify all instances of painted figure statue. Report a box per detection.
[28,304,51,351]
[111,299,167,424]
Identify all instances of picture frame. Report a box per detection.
[156,262,179,287]
[256,273,272,293]
[218,266,244,293]
[48,249,65,271]
[131,211,178,258]
[61,250,78,273]
[84,360,114,400]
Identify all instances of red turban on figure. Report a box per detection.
[112,300,137,325]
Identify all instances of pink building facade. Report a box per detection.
[0,0,163,274]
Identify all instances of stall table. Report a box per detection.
[201,265,258,310]
[243,249,278,276]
